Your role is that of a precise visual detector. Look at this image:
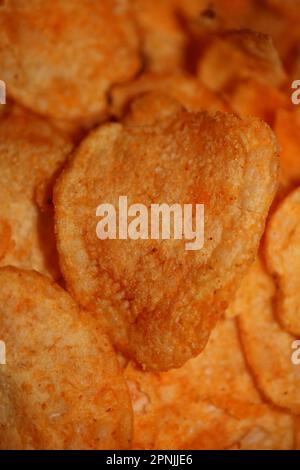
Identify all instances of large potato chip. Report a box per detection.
[125,319,293,449]
[0,106,72,279]
[265,187,300,336]
[0,0,140,125]
[198,29,286,92]
[110,72,228,119]
[237,259,300,414]
[54,110,278,371]
[0,267,132,450]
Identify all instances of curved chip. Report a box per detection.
[236,259,300,414]
[225,79,289,124]
[0,267,132,450]
[198,30,286,92]
[110,72,228,119]
[274,110,300,189]
[0,106,72,279]
[131,0,186,73]
[54,110,278,371]
[125,319,293,449]
[123,92,184,126]
[0,0,140,124]
[265,187,300,336]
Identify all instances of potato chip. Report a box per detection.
[0,106,72,279]
[237,259,300,414]
[274,110,300,188]
[0,267,133,450]
[198,29,286,92]
[295,417,300,450]
[131,0,186,73]
[226,79,289,125]
[123,92,184,126]
[125,318,293,449]
[54,110,278,371]
[110,72,228,119]
[0,0,140,124]
[265,187,300,336]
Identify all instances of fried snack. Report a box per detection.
[131,0,186,73]
[125,318,293,450]
[0,106,72,279]
[265,187,300,336]
[54,110,278,371]
[123,92,184,126]
[274,110,300,188]
[227,79,289,125]
[0,0,140,125]
[264,0,300,21]
[110,73,228,119]
[0,267,132,450]
[198,29,286,92]
[295,417,300,450]
[237,259,300,414]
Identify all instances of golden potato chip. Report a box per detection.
[274,110,300,188]
[110,72,228,119]
[0,0,140,124]
[0,106,72,279]
[131,0,186,73]
[295,417,300,450]
[54,110,278,371]
[264,0,300,20]
[237,259,300,414]
[198,29,286,92]
[125,318,293,449]
[0,267,132,450]
[123,92,184,126]
[226,79,289,124]
[265,187,300,336]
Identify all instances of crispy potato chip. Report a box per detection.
[0,0,140,124]
[226,79,289,124]
[110,73,228,119]
[0,267,132,450]
[125,318,293,449]
[295,417,300,450]
[123,92,184,126]
[131,0,186,73]
[237,259,300,414]
[0,106,72,279]
[198,29,286,92]
[264,0,300,21]
[265,187,300,336]
[274,110,300,188]
[54,110,278,371]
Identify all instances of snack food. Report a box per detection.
[110,72,228,119]
[0,105,72,279]
[265,187,300,336]
[0,0,140,126]
[125,318,293,449]
[198,29,286,91]
[54,110,278,371]
[237,259,300,414]
[0,267,132,450]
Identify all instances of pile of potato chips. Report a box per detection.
[0,0,300,450]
